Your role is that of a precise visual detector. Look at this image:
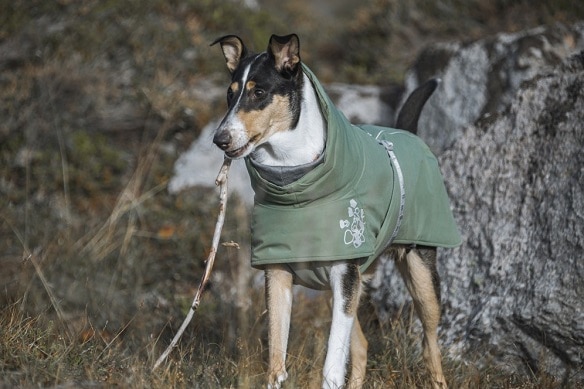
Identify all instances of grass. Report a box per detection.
[1,0,583,387]
[1,290,568,388]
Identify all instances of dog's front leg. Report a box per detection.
[265,265,293,389]
[323,262,361,389]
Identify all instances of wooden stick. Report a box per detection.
[153,158,232,371]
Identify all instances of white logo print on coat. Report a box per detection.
[339,199,365,248]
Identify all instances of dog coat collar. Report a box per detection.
[244,64,461,289]
[249,151,324,187]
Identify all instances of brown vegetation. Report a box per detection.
[1,0,582,387]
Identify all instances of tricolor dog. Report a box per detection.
[211,33,461,389]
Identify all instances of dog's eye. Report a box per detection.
[253,88,266,99]
[227,88,235,101]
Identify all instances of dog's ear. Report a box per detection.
[211,35,248,74]
[268,34,301,75]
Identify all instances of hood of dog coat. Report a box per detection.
[244,64,461,288]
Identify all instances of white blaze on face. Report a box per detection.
[220,62,253,151]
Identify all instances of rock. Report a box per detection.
[325,83,402,125]
[441,49,584,379]
[373,50,584,381]
[403,22,584,154]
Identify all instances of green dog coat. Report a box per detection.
[244,64,461,290]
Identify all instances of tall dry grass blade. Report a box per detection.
[56,126,72,224]
[1,215,73,341]
[76,120,171,261]
[95,314,136,361]
[26,250,74,342]
[152,158,232,371]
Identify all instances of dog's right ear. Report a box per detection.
[211,35,248,74]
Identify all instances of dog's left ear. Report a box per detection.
[211,35,248,74]
[268,34,301,75]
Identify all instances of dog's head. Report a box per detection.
[211,34,304,159]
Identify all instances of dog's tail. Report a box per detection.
[395,78,440,134]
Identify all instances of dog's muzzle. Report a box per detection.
[213,129,257,159]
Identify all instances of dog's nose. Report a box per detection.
[213,130,232,150]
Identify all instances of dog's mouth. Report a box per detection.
[225,136,259,159]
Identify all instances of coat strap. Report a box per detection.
[379,140,405,251]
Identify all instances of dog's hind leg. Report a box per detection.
[395,247,447,389]
[323,262,362,389]
[265,265,293,389]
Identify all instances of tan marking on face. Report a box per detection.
[236,94,293,143]
[246,80,256,90]
[230,82,239,93]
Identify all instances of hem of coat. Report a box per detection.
[391,238,462,248]
[250,251,373,269]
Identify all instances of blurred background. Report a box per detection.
[1,0,583,387]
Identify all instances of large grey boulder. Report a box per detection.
[404,22,584,154]
[440,50,584,379]
[372,49,584,381]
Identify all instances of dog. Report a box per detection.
[210,33,461,389]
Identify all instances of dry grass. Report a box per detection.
[1,0,583,388]
[1,285,567,388]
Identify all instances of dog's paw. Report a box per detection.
[267,371,288,389]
